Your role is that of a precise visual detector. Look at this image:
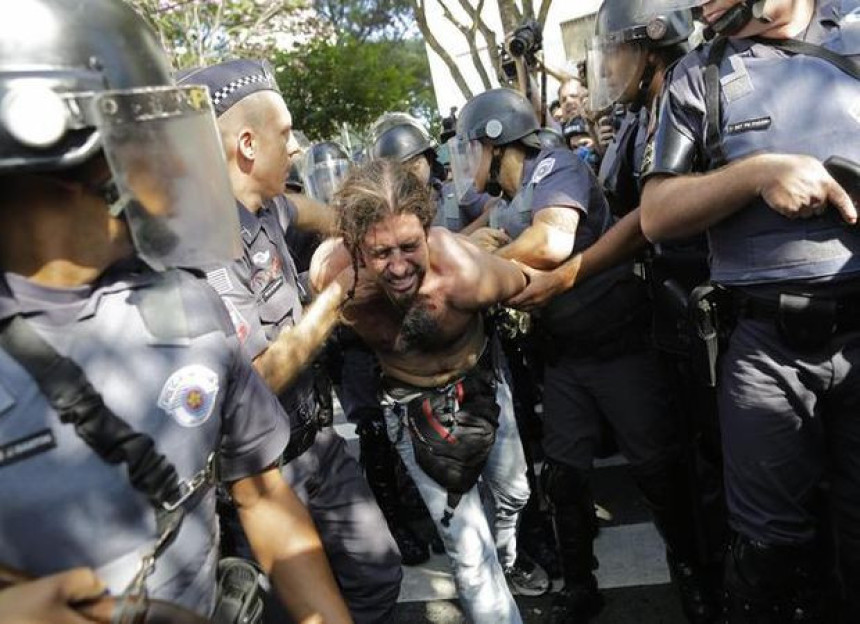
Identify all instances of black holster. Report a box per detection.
[688,284,734,388]
[211,558,265,624]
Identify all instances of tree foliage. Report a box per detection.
[311,0,415,41]
[128,0,305,69]
[274,35,435,142]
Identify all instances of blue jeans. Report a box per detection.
[384,367,529,624]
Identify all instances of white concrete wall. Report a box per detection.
[423,0,601,115]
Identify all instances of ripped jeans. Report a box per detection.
[383,363,529,624]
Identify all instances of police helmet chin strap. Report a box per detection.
[485,147,505,198]
[704,0,769,40]
[630,59,657,114]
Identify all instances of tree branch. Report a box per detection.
[537,0,552,27]
[457,0,500,85]
[437,0,492,90]
[409,0,474,100]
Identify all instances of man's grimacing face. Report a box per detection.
[360,212,430,306]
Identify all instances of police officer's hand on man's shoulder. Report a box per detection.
[0,568,105,624]
[751,153,857,224]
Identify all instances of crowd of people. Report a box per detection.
[0,1,858,624]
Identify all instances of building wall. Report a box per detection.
[423,0,601,115]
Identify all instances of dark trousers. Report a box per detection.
[223,427,402,624]
[542,347,680,473]
[719,319,860,618]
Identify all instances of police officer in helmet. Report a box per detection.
[452,86,716,622]
[302,141,352,206]
[0,1,350,622]
[590,0,695,216]
[641,0,860,621]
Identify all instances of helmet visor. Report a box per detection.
[304,158,351,204]
[94,86,240,271]
[632,0,707,21]
[587,36,644,113]
[448,136,484,202]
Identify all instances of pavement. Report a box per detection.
[331,414,691,624]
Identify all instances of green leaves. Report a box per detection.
[274,35,436,141]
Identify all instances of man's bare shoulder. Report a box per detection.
[309,237,350,292]
[427,226,484,274]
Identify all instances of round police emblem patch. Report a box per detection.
[158,365,220,427]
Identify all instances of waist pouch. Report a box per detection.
[385,350,499,527]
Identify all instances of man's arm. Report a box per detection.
[286,193,337,236]
[309,238,352,294]
[252,270,349,394]
[641,154,856,242]
[231,468,352,624]
[507,207,646,310]
[495,206,580,270]
[442,231,527,310]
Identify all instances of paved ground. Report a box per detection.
[332,415,691,624]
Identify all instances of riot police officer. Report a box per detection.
[641,0,860,621]
[302,141,352,206]
[0,1,350,622]
[452,87,714,622]
[178,61,402,623]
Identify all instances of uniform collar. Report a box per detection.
[0,258,160,323]
[237,201,263,244]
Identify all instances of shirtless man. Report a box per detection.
[311,159,532,624]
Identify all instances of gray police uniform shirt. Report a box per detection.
[598,109,650,216]
[206,198,317,427]
[0,262,290,616]
[491,147,631,335]
[645,0,860,286]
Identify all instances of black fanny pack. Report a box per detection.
[385,349,500,527]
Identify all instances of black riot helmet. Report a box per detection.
[371,122,436,163]
[454,88,542,150]
[596,0,694,49]
[0,0,173,173]
[588,0,694,112]
[302,140,351,204]
[629,1,767,39]
[0,0,242,271]
[371,117,446,183]
[450,88,542,199]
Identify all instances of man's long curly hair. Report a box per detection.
[333,159,437,297]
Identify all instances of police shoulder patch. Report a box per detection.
[531,158,556,185]
[158,364,220,428]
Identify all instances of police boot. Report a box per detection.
[356,411,429,566]
[633,463,720,624]
[543,462,604,622]
[724,534,838,624]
